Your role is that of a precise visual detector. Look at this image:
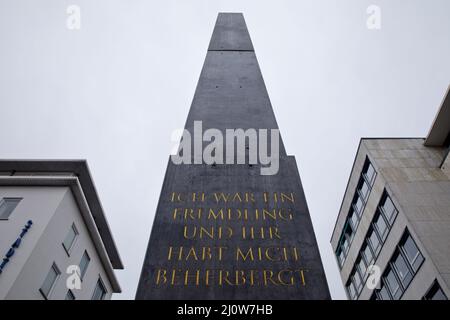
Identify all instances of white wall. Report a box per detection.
[0,185,114,299]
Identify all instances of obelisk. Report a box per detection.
[136,13,330,300]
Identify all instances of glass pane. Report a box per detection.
[349,209,358,229]
[344,222,354,244]
[63,225,77,252]
[337,250,345,266]
[402,235,424,271]
[353,271,362,293]
[365,163,376,185]
[430,288,447,300]
[41,264,59,297]
[354,196,364,215]
[393,253,412,287]
[357,258,367,279]
[427,284,448,300]
[368,229,381,255]
[359,179,370,201]
[347,282,356,300]
[65,290,75,300]
[385,269,402,300]
[92,279,106,300]
[362,244,374,265]
[342,237,349,254]
[379,284,391,300]
[79,252,90,279]
[0,198,21,219]
[382,195,396,225]
[374,212,388,241]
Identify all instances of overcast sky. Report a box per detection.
[1,0,449,300]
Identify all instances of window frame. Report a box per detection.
[335,157,377,269]
[62,223,79,256]
[373,229,425,300]
[372,209,389,242]
[423,280,448,300]
[356,256,368,281]
[379,193,398,226]
[361,242,374,267]
[391,250,413,289]
[92,277,107,300]
[349,190,399,299]
[39,262,61,300]
[65,289,76,300]
[79,250,91,280]
[376,279,392,300]
[367,227,382,257]
[400,233,424,273]
[346,280,357,300]
[384,266,403,300]
[362,159,377,187]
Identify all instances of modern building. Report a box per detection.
[0,160,123,300]
[331,86,450,300]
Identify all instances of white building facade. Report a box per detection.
[0,160,123,300]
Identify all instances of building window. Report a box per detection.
[40,263,60,299]
[336,248,345,267]
[363,159,376,186]
[348,208,358,230]
[0,197,22,220]
[346,280,357,300]
[400,233,424,272]
[373,229,425,300]
[373,211,388,241]
[367,227,381,256]
[358,178,370,202]
[79,251,90,280]
[356,257,367,280]
[335,157,377,268]
[352,269,363,294]
[353,194,364,216]
[384,267,402,299]
[65,290,75,300]
[361,243,374,266]
[423,281,448,300]
[392,251,413,288]
[62,223,78,255]
[377,281,391,300]
[345,190,399,297]
[380,193,397,225]
[92,277,107,300]
[336,221,353,264]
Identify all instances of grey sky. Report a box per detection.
[1,0,449,300]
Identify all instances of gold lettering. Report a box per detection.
[184,270,200,286]
[156,269,167,285]
[183,226,196,239]
[269,227,282,239]
[208,208,224,220]
[236,247,254,261]
[263,270,278,286]
[278,270,295,286]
